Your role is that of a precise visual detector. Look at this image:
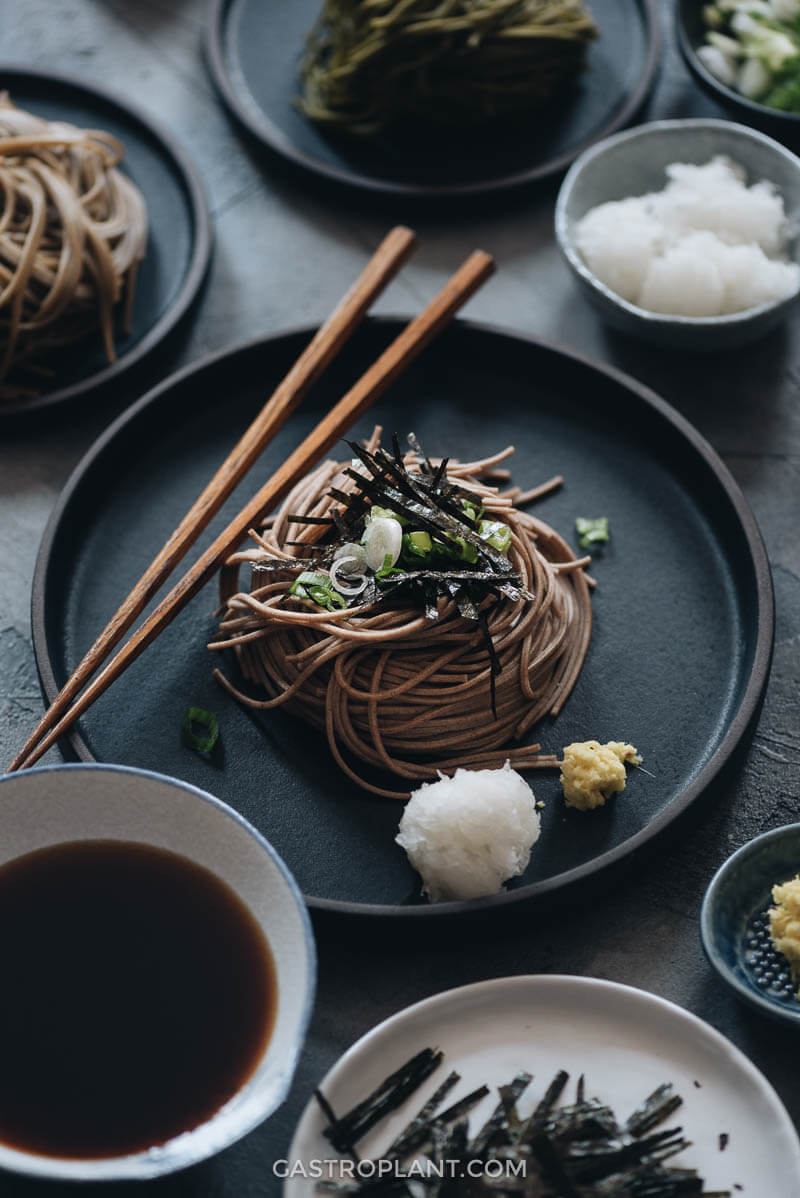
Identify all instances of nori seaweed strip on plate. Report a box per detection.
[517,1069,570,1141]
[318,1047,444,1154]
[384,1071,461,1161]
[392,1084,492,1163]
[311,1061,731,1196]
[626,1083,684,1137]
[468,1072,533,1155]
[427,1119,469,1198]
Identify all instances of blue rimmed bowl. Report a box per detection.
[0,763,316,1181]
[701,823,800,1025]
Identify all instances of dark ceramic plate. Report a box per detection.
[205,0,661,197]
[676,0,800,143]
[32,319,773,916]
[0,66,211,417]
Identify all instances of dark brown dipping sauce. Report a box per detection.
[0,840,277,1159]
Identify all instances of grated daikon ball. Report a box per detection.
[395,763,540,903]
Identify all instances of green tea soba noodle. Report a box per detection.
[298,0,599,136]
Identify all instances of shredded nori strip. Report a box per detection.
[388,1084,493,1165]
[469,1072,533,1155]
[312,1051,730,1197]
[319,1047,443,1153]
[384,1071,462,1161]
[526,1069,570,1132]
[627,1084,684,1138]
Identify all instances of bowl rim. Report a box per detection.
[0,761,317,1181]
[700,822,800,1025]
[554,117,800,327]
[675,0,800,125]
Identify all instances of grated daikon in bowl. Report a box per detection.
[574,156,799,317]
[555,120,800,350]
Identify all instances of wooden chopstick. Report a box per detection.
[8,226,417,773]
[12,249,495,771]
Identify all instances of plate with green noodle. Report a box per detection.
[31,319,772,917]
[205,0,661,197]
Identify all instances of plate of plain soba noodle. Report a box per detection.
[31,318,772,916]
[0,66,211,417]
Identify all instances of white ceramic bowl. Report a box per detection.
[555,118,800,351]
[0,763,316,1182]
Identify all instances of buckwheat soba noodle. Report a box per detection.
[213,431,592,799]
[0,93,148,400]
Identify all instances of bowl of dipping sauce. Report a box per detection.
[0,763,315,1181]
[701,824,800,1026]
[554,118,800,350]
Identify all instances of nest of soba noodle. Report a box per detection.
[213,436,593,799]
[0,93,148,400]
[298,0,599,136]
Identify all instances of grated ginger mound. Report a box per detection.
[560,740,642,811]
[769,875,800,999]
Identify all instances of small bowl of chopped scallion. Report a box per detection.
[677,0,800,132]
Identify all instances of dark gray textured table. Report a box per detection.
[1,2,798,1194]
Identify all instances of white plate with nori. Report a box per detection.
[286,975,800,1195]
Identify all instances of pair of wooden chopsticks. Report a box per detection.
[9,228,495,772]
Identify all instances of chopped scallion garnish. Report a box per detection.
[290,570,346,611]
[181,707,219,754]
[576,516,610,549]
[368,505,408,526]
[478,519,512,554]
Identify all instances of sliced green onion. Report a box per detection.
[401,530,433,564]
[182,707,219,754]
[407,530,432,553]
[478,519,512,554]
[434,533,478,564]
[575,516,610,549]
[368,505,408,527]
[363,516,403,571]
[290,571,346,611]
[376,552,404,580]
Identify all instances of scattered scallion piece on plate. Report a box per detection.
[576,515,610,549]
[181,706,219,754]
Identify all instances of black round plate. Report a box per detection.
[32,319,773,917]
[0,65,212,417]
[205,0,661,197]
[676,0,800,142]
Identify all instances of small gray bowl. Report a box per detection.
[700,824,800,1026]
[555,119,800,351]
